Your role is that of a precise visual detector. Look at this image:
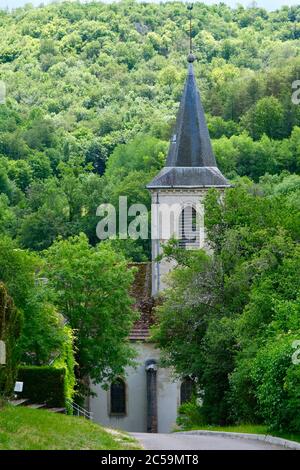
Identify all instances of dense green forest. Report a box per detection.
[0,1,300,254]
[0,0,300,428]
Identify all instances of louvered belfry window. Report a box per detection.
[110,378,126,415]
[179,206,198,248]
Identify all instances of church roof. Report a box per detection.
[147,62,230,189]
[147,166,228,189]
[167,63,216,168]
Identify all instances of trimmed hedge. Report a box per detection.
[18,366,65,407]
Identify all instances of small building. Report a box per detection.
[90,54,230,433]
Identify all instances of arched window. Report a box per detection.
[179,206,198,248]
[180,378,194,405]
[110,378,126,415]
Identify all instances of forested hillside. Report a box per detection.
[0,1,300,254]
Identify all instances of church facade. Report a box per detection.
[90,56,230,433]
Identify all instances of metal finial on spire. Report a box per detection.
[187,3,195,63]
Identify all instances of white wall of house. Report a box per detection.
[90,342,180,433]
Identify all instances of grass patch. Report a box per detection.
[0,405,141,450]
[182,423,300,444]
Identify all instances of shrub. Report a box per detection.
[177,399,205,430]
[251,336,300,432]
[228,357,262,424]
[17,366,66,407]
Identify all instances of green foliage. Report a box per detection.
[154,177,300,431]
[18,326,76,410]
[241,97,284,140]
[105,135,167,182]
[18,294,68,366]
[0,194,15,236]
[177,399,205,430]
[201,318,236,425]
[18,366,66,408]
[98,134,167,258]
[28,153,52,180]
[52,327,76,406]
[0,237,63,362]
[0,160,13,199]
[106,238,148,262]
[0,235,76,405]
[17,165,105,250]
[44,233,137,397]
[212,132,300,182]
[0,236,38,311]
[0,283,22,397]
[7,160,32,191]
[251,336,300,432]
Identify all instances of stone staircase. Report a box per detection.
[9,398,93,419]
[9,398,65,414]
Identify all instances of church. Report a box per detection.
[89,52,230,433]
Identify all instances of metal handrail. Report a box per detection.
[66,399,93,420]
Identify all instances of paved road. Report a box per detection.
[131,433,285,450]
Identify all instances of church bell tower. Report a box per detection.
[147,49,230,296]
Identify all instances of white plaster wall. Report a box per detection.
[156,361,180,433]
[90,342,180,433]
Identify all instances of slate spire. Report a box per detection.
[166,62,217,168]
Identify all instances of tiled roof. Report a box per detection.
[128,262,155,341]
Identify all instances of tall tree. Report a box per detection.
[44,233,137,397]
